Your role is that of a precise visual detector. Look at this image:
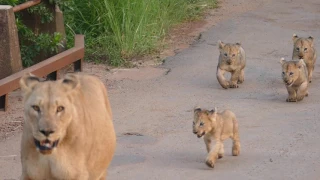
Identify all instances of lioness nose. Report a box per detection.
[40,130,55,137]
[299,55,303,59]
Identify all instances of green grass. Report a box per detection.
[59,0,218,66]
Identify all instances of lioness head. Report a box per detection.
[280,58,305,87]
[292,34,314,59]
[20,73,80,155]
[193,107,217,138]
[218,40,242,65]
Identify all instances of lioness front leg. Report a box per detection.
[217,68,230,89]
[296,81,308,101]
[286,86,297,102]
[229,70,240,88]
[205,140,222,168]
[204,136,212,153]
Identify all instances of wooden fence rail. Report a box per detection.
[0,35,85,111]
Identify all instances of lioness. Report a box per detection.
[280,58,309,102]
[292,34,317,83]
[19,73,116,180]
[193,107,240,168]
[216,40,246,89]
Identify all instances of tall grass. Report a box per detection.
[62,0,217,66]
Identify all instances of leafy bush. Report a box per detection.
[61,0,217,66]
[0,0,64,67]
[1,0,216,67]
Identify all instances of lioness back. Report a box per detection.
[20,72,116,180]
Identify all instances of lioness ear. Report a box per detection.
[292,34,298,42]
[19,73,41,93]
[62,73,80,90]
[280,57,286,65]
[235,42,241,46]
[218,40,225,50]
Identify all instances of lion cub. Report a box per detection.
[216,40,246,89]
[280,58,309,102]
[292,34,317,83]
[193,107,240,168]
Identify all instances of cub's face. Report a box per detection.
[218,41,242,65]
[193,108,217,138]
[280,58,304,86]
[292,34,314,59]
[20,74,79,155]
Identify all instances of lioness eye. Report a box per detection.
[282,72,285,75]
[32,105,40,112]
[296,47,300,51]
[304,48,307,51]
[57,106,65,113]
[200,122,204,126]
[193,122,195,126]
[224,53,228,57]
[289,72,293,76]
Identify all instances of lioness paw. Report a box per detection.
[218,154,224,159]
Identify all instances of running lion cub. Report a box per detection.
[193,107,240,168]
[216,40,246,89]
[280,58,309,102]
[292,34,317,83]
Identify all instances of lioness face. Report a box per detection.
[280,58,304,87]
[218,41,241,65]
[20,74,79,155]
[292,34,314,59]
[193,108,217,138]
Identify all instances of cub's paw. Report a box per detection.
[220,82,229,89]
[205,159,215,168]
[296,95,305,101]
[232,147,240,156]
[229,82,239,88]
[237,79,244,84]
[286,97,297,102]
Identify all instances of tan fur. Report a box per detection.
[193,107,240,168]
[216,40,246,89]
[280,58,309,102]
[19,73,116,180]
[292,34,317,83]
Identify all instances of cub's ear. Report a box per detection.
[235,42,241,46]
[62,73,80,91]
[218,40,225,50]
[208,107,217,115]
[194,107,201,113]
[308,36,314,47]
[280,57,286,65]
[292,33,298,42]
[19,73,41,93]
[297,59,305,69]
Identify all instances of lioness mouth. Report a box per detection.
[34,139,59,154]
[197,132,206,138]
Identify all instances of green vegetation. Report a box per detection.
[1,0,217,67]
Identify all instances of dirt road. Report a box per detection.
[1,0,320,179]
